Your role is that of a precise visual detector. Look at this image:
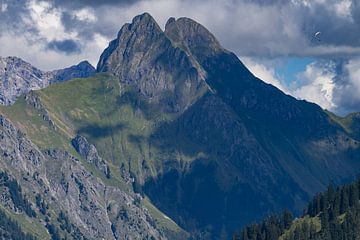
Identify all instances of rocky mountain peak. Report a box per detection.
[1,56,44,81]
[165,17,223,57]
[47,60,95,83]
[97,12,163,73]
[0,56,46,105]
[77,60,93,69]
[130,12,160,31]
[97,13,209,113]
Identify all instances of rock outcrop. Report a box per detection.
[71,135,110,178]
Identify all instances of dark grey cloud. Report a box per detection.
[332,58,360,114]
[50,0,137,9]
[219,0,360,58]
[47,39,81,54]
[0,0,37,35]
[60,12,95,39]
[60,10,116,39]
[300,2,360,48]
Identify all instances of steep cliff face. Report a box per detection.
[0,57,46,105]
[0,57,95,105]
[97,13,208,113]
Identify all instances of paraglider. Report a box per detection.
[314,31,321,42]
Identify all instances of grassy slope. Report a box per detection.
[279,215,321,240]
[278,210,353,239]
[327,111,360,140]
[0,73,186,237]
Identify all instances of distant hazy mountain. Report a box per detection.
[0,56,95,105]
[0,13,359,239]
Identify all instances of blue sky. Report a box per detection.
[276,57,316,86]
[0,0,359,115]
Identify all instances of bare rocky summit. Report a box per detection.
[97,13,209,113]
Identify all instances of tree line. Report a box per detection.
[235,176,360,240]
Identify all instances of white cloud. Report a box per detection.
[73,8,97,22]
[0,32,103,70]
[334,0,353,19]
[242,58,338,112]
[242,57,341,112]
[1,3,7,12]
[345,59,360,96]
[242,57,289,94]
[293,0,353,20]
[333,58,360,114]
[293,62,337,110]
[0,0,109,70]
[26,0,77,41]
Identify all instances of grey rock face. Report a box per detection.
[0,57,95,105]
[0,116,164,239]
[164,17,223,58]
[97,13,209,113]
[71,135,110,178]
[0,57,46,105]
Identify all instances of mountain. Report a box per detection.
[237,175,360,240]
[0,57,95,105]
[47,60,96,84]
[96,13,209,113]
[0,13,359,239]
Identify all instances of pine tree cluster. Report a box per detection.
[0,171,36,217]
[236,176,360,240]
[0,209,36,240]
